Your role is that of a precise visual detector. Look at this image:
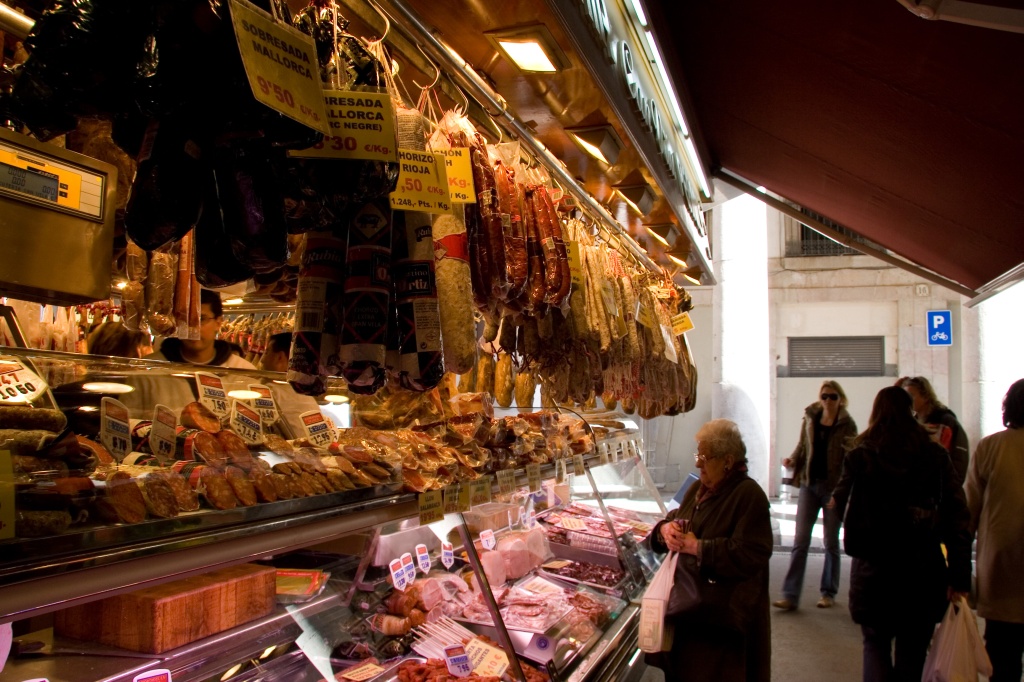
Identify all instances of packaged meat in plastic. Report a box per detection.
[218,149,289,274]
[451,392,494,419]
[145,246,177,336]
[195,169,256,288]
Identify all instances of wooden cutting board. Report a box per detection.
[54,563,276,654]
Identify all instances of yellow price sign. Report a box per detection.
[289,90,397,161]
[466,639,509,678]
[418,489,445,526]
[497,469,517,495]
[438,148,476,203]
[526,463,541,493]
[229,0,329,135]
[390,149,453,214]
[444,483,471,514]
[470,478,492,507]
[672,311,695,335]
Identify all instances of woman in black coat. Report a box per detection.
[647,418,774,682]
[831,386,972,682]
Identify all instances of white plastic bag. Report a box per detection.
[922,597,993,682]
[639,551,679,653]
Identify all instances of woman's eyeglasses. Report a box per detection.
[694,452,718,465]
[820,393,840,401]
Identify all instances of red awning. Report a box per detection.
[649,0,1024,293]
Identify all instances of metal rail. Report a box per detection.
[0,1,32,40]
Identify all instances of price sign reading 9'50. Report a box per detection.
[389,149,453,214]
[229,0,329,136]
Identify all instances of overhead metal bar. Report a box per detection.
[966,262,1024,308]
[372,0,664,277]
[715,170,978,300]
[0,1,32,40]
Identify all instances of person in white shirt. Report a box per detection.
[146,290,255,369]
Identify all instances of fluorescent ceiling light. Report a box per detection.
[228,389,262,400]
[627,0,648,27]
[487,25,570,73]
[644,31,689,138]
[682,137,711,197]
[82,381,134,394]
[324,394,350,404]
[567,125,624,165]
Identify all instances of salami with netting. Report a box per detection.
[393,211,445,391]
[288,231,346,396]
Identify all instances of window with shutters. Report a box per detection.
[788,336,885,377]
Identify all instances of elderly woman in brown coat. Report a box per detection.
[646,419,773,682]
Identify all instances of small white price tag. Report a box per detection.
[194,372,229,417]
[0,357,47,404]
[401,552,416,585]
[480,529,496,551]
[247,384,278,428]
[527,509,537,528]
[230,400,264,446]
[519,507,528,528]
[416,543,431,573]
[441,541,454,568]
[150,404,177,462]
[299,409,333,447]
[389,558,407,591]
[444,644,473,678]
[133,670,172,682]
[101,397,130,462]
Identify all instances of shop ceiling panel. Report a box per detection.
[649,0,1024,292]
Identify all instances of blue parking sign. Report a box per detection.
[927,310,952,346]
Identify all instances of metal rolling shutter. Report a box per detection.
[788,336,884,377]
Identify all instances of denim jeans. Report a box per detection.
[861,622,935,682]
[985,619,1024,682]
[781,479,842,605]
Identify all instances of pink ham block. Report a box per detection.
[497,536,533,580]
[479,549,507,586]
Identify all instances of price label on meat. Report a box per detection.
[636,299,656,329]
[0,357,47,404]
[150,405,177,462]
[299,410,333,447]
[560,516,587,531]
[441,541,454,568]
[194,372,229,417]
[289,90,397,161]
[401,552,416,585]
[444,483,469,514]
[566,241,584,288]
[418,489,444,526]
[230,400,264,446]
[247,384,278,427]
[437,148,476,203]
[661,325,679,363]
[445,644,473,677]
[101,397,130,462]
[526,463,541,493]
[479,528,496,551]
[228,0,330,135]
[671,311,695,335]
[497,469,516,495]
[340,662,385,681]
[465,639,509,678]
[470,478,492,507]
[133,669,172,682]
[1,449,14,540]
[416,543,431,573]
[389,149,453,214]
[389,558,407,591]
[573,454,586,477]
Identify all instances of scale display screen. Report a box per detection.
[0,160,59,202]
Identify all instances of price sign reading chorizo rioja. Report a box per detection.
[390,149,452,214]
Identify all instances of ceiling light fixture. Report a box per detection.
[677,266,703,286]
[644,223,678,248]
[667,253,688,268]
[82,381,134,394]
[224,297,244,306]
[566,125,624,165]
[627,0,649,27]
[615,184,656,216]
[324,394,350,404]
[227,389,262,400]
[486,25,570,73]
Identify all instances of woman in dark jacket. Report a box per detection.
[831,386,972,682]
[898,375,970,484]
[647,419,774,682]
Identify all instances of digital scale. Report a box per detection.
[0,127,118,305]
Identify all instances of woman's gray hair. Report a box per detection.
[695,419,748,463]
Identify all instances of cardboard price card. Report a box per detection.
[497,469,516,495]
[573,454,586,477]
[465,639,509,678]
[559,516,587,531]
[340,662,386,681]
[671,311,695,335]
[101,397,131,462]
[228,0,329,135]
[470,478,492,507]
[289,90,397,161]
[526,463,541,493]
[247,384,279,427]
[444,483,469,514]
[418,489,444,526]
[299,409,333,447]
[437,148,476,203]
[195,372,229,417]
[389,149,453,214]
[0,357,47,404]
[150,404,177,462]
[230,400,264,446]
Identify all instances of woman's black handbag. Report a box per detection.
[667,554,751,634]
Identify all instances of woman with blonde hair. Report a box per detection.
[87,321,152,358]
[775,380,858,610]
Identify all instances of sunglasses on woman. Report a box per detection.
[821,393,840,401]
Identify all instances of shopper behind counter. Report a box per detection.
[145,290,255,369]
[646,419,773,682]
[260,332,324,440]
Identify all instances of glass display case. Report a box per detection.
[0,347,663,682]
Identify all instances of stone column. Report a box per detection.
[712,194,771,488]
